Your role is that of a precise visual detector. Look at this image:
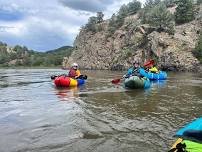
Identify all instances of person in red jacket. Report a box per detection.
[68,63,81,78]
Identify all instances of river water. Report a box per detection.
[0,69,201,152]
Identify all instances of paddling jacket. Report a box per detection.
[126,67,141,77]
[68,68,81,78]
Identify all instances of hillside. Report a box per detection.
[63,1,202,72]
[0,42,73,67]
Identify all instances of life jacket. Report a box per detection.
[169,140,202,152]
[68,68,77,77]
[149,67,159,73]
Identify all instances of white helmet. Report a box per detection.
[71,63,78,69]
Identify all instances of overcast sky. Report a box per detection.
[0,0,145,51]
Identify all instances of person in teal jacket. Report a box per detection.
[124,61,141,78]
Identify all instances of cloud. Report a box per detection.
[0,15,80,51]
[60,0,115,12]
[0,0,145,51]
[0,26,15,32]
[0,0,89,51]
[0,3,25,21]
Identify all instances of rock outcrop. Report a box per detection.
[63,6,202,71]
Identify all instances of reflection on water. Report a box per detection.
[55,87,80,100]
[0,69,201,152]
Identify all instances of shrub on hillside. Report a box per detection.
[107,1,142,35]
[144,3,175,34]
[175,0,195,24]
[127,0,142,15]
[141,0,161,23]
[197,0,202,4]
[164,0,175,7]
[85,12,104,32]
[193,33,202,63]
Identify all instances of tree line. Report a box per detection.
[0,43,73,67]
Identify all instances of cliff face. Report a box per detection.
[64,6,202,71]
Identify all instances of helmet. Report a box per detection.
[71,63,78,67]
[71,63,78,69]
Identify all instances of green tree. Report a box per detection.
[107,14,117,35]
[175,0,195,24]
[193,33,202,63]
[118,4,129,18]
[197,0,202,4]
[164,0,175,7]
[114,4,128,28]
[144,0,161,9]
[85,16,97,32]
[97,12,104,23]
[147,3,175,34]
[127,0,142,15]
[141,0,161,23]
[107,6,126,35]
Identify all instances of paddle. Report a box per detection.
[51,74,67,80]
[111,78,122,84]
[143,59,155,67]
[77,75,88,80]
[51,74,87,80]
[111,75,128,84]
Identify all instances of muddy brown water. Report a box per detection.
[0,69,201,152]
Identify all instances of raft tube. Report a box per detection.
[124,76,151,89]
[169,118,202,152]
[139,68,167,80]
[54,76,85,87]
[176,118,202,137]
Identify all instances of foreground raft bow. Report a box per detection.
[169,117,202,152]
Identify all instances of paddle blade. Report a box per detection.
[77,75,88,80]
[144,59,155,67]
[112,79,121,84]
[51,75,57,80]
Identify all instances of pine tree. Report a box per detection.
[97,12,104,23]
[193,33,202,63]
[127,0,142,15]
[107,14,122,35]
[118,4,129,18]
[144,0,161,9]
[175,0,195,24]
[164,0,175,7]
[147,3,175,34]
[197,0,202,4]
[141,0,161,23]
[85,16,97,32]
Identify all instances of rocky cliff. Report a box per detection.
[63,5,202,71]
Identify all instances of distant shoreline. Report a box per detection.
[0,66,62,69]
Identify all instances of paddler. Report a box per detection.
[149,63,159,73]
[124,61,142,78]
[68,63,81,78]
